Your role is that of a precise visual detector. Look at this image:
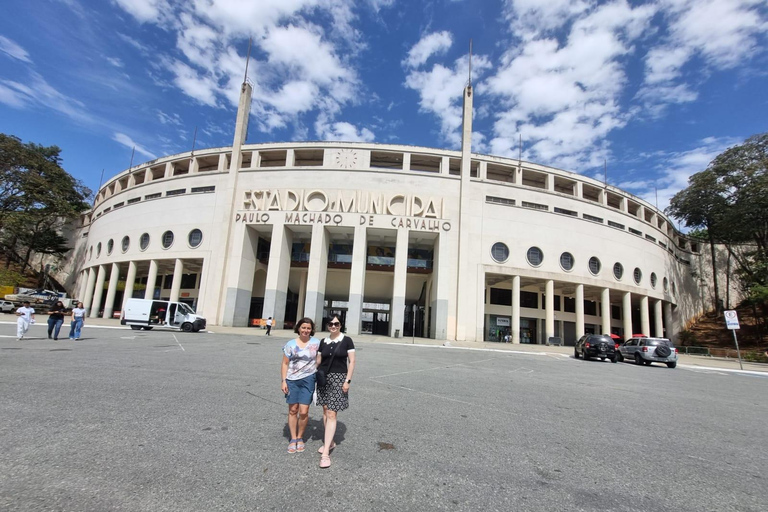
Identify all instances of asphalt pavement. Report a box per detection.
[1,320,766,511]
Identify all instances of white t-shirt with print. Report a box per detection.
[17,306,35,322]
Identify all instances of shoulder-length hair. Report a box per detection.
[294,317,316,336]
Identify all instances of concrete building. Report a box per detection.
[66,81,714,344]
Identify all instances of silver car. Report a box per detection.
[0,300,15,313]
[618,337,678,368]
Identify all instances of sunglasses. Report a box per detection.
[329,321,341,327]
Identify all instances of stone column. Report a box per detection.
[263,224,293,329]
[122,261,138,309]
[640,295,650,337]
[575,284,584,339]
[103,263,121,318]
[663,302,673,339]
[431,231,451,340]
[601,288,611,335]
[346,224,367,336]
[511,275,521,344]
[170,258,184,302]
[221,225,258,327]
[390,228,409,337]
[296,270,307,322]
[304,224,329,326]
[78,269,90,302]
[654,299,664,338]
[82,267,98,315]
[144,260,158,300]
[89,264,107,318]
[545,280,554,342]
[622,292,632,340]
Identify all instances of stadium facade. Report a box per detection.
[67,82,715,344]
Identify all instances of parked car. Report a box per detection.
[617,337,678,368]
[574,334,618,362]
[0,300,15,313]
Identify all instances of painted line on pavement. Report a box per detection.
[172,333,185,352]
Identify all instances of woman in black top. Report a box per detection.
[315,315,356,469]
[47,301,66,340]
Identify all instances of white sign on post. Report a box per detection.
[724,310,740,330]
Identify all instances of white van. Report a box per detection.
[121,299,206,332]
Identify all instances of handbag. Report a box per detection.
[316,337,341,388]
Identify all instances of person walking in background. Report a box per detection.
[15,301,35,340]
[266,317,273,336]
[316,314,356,469]
[68,302,86,340]
[47,301,66,340]
[280,317,320,454]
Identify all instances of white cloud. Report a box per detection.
[487,1,656,169]
[0,71,94,124]
[403,31,453,68]
[315,115,375,142]
[106,57,124,68]
[639,0,768,109]
[170,60,219,107]
[0,35,33,63]
[404,33,492,148]
[112,132,158,160]
[620,136,739,214]
[112,0,168,23]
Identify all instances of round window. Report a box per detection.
[526,247,543,267]
[162,231,174,249]
[188,229,203,248]
[96,242,102,258]
[588,257,601,275]
[650,272,657,288]
[663,277,669,292]
[491,242,509,263]
[107,239,114,255]
[140,233,150,251]
[122,236,130,253]
[634,267,642,284]
[613,262,623,280]
[560,252,574,271]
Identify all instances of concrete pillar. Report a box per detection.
[601,288,611,335]
[103,263,121,319]
[346,224,367,336]
[402,153,411,171]
[390,228,409,337]
[122,261,137,309]
[654,299,664,338]
[511,275,521,344]
[82,268,97,315]
[263,225,293,329]
[297,271,307,322]
[189,157,199,174]
[144,260,159,300]
[576,182,583,199]
[663,302,673,339]
[78,268,90,302]
[545,280,554,342]
[431,232,451,340]
[170,258,184,302]
[640,295,650,337]
[89,264,107,318]
[217,153,227,172]
[440,156,450,175]
[304,224,329,326]
[622,292,632,340]
[575,284,584,339]
[222,225,258,327]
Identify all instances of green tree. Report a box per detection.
[667,169,728,311]
[0,133,91,273]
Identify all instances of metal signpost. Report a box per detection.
[724,310,743,370]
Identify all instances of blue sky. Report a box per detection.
[1,0,766,217]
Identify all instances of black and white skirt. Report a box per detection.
[316,372,349,411]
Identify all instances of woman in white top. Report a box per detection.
[68,302,86,340]
[15,301,35,340]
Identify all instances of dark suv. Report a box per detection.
[574,334,618,362]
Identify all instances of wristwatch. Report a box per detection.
[345,379,351,384]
